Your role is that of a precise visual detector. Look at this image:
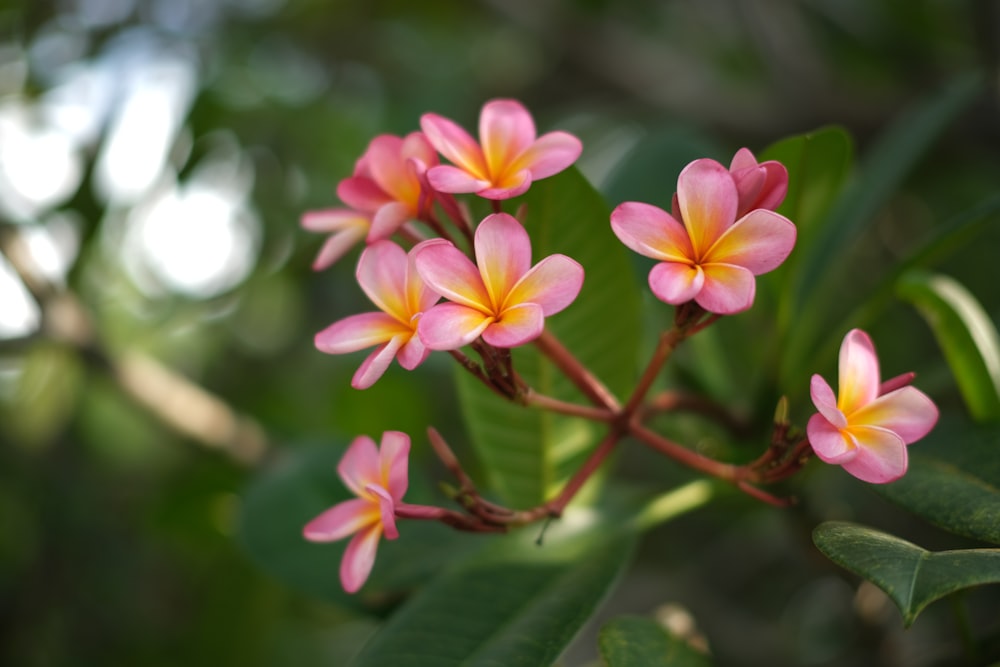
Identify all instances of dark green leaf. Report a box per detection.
[813,521,1000,626]
[599,615,713,667]
[351,508,637,667]
[896,270,1000,421]
[457,167,642,506]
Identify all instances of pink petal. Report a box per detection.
[413,240,491,311]
[479,99,536,180]
[406,249,441,314]
[838,329,880,416]
[648,261,703,305]
[367,484,398,540]
[401,131,438,168]
[301,208,369,232]
[810,374,847,429]
[357,241,410,321]
[426,164,492,194]
[506,254,584,316]
[417,302,493,350]
[420,112,488,179]
[396,332,430,371]
[676,159,739,255]
[338,435,381,497]
[369,202,413,241]
[807,413,857,464]
[853,386,939,444]
[475,170,532,200]
[311,226,368,271]
[302,498,378,542]
[337,176,391,213]
[703,209,796,275]
[728,147,759,173]
[840,425,908,483]
[351,335,405,389]
[378,430,411,501]
[610,202,694,263]
[484,302,545,348]
[696,262,756,314]
[340,524,381,593]
[315,312,409,354]
[511,131,582,180]
[475,213,532,307]
[365,135,415,202]
[752,161,788,212]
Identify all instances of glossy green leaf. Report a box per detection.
[351,507,637,667]
[878,416,1000,545]
[237,444,477,612]
[896,270,1000,421]
[457,167,642,506]
[599,615,713,667]
[813,521,1000,626]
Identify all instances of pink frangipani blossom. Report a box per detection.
[314,241,439,389]
[413,213,584,349]
[807,329,939,484]
[303,431,410,593]
[420,99,582,200]
[611,158,796,315]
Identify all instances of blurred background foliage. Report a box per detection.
[0,0,998,665]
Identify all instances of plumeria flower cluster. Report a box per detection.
[301,98,939,593]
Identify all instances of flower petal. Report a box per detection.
[840,425,908,483]
[853,386,939,444]
[703,209,796,275]
[378,430,410,501]
[648,261,703,305]
[506,254,583,316]
[369,201,413,241]
[337,435,381,497]
[676,159,739,255]
[302,498,378,542]
[396,332,430,371]
[610,202,694,263]
[315,312,408,354]
[417,302,493,350]
[425,165,492,194]
[366,135,421,204]
[475,213,532,309]
[484,302,545,348]
[413,240,491,311]
[367,484,398,540]
[420,112,488,180]
[810,374,848,429]
[357,241,410,321]
[351,335,405,389]
[340,524,381,593]
[475,170,532,200]
[807,413,857,464]
[310,226,368,271]
[479,99,536,180]
[696,262,756,314]
[838,329,880,415]
[301,208,369,232]
[337,176,391,213]
[511,130,582,180]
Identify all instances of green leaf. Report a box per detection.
[877,416,1000,545]
[237,444,477,613]
[599,615,713,667]
[813,521,1000,626]
[779,72,984,392]
[457,167,642,506]
[351,506,637,667]
[896,271,1000,421]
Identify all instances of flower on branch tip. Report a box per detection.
[807,329,939,484]
[611,158,796,315]
[303,431,410,594]
[420,99,582,200]
[314,241,439,389]
[413,212,584,349]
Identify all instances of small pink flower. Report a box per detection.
[807,329,939,484]
[420,99,582,200]
[300,208,372,271]
[303,431,410,593]
[315,241,439,389]
[611,158,796,315]
[413,212,583,349]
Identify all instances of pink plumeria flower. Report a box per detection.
[420,99,582,200]
[315,241,439,389]
[807,329,939,484]
[338,132,443,240]
[413,212,584,349]
[300,208,372,271]
[303,431,410,594]
[611,158,796,315]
